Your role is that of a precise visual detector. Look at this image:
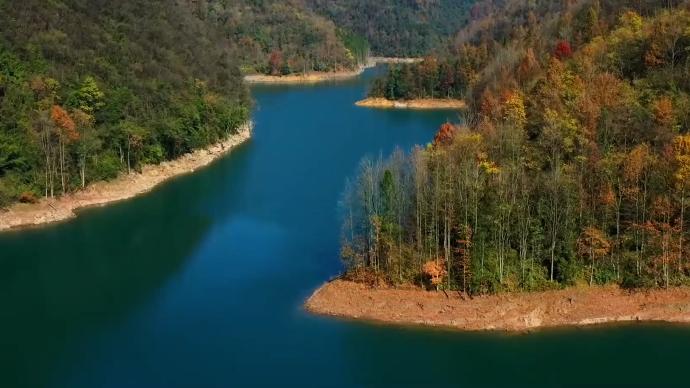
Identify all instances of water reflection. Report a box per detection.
[0,179,214,387]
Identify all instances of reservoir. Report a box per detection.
[2,68,690,387]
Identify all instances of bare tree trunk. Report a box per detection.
[680,187,685,273]
[127,137,131,175]
[80,155,86,188]
[589,244,594,286]
[42,125,50,198]
[59,135,65,195]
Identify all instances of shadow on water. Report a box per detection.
[0,165,223,387]
[331,319,690,388]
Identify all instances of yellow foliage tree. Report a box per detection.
[502,90,527,131]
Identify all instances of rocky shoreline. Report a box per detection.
[0,123,252,232]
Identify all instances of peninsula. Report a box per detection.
[304,1,690,336]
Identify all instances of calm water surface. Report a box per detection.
[2,69,690,387]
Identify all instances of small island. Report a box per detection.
[353,56,469,110]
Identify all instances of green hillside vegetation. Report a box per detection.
[343,0,690,293]
[194,0,365,75]
[306,0,476,57]
[0,0,250,206]
[194,0,476,75]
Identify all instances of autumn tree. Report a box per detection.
[553,40,573,60]
[50,105,78,195]
[423,260,446,290]
[268,50,283,76]
[433,123,456,146]
[577,227,611,285]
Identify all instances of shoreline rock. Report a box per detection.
[0,122,253,232]
[305,279,690,332]
[355,97,466,110]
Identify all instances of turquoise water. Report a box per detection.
[2,68,690,387]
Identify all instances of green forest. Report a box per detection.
[188,0,475,75]
[305,0,475,57]
[193,0,363,75]
[0,0,251,206]
[343,0,690,294]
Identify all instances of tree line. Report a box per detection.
[342,0,690,293]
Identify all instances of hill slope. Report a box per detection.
[196,0,478,74]
[0,0,250,205]
[306,0,476,57]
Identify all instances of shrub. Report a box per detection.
[18,191,38,204]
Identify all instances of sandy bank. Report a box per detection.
[244,57,422,85]
[355,97,466,110]
[305,279,690,332]
[0,123,252,232]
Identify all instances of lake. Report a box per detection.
[2,68,690,387]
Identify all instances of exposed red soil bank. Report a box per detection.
[306,279,690,332]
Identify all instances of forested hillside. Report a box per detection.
[191,0,476,75]
[0,0,250,206]
[344,0,690,293]
[192,0,366,75]
[306,0,475,57]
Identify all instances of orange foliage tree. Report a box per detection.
[577,227,611,285]
[50,105,79,194]
[434,123,456,146]
[422,260,446,290]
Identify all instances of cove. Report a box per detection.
[1,68,690,388]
